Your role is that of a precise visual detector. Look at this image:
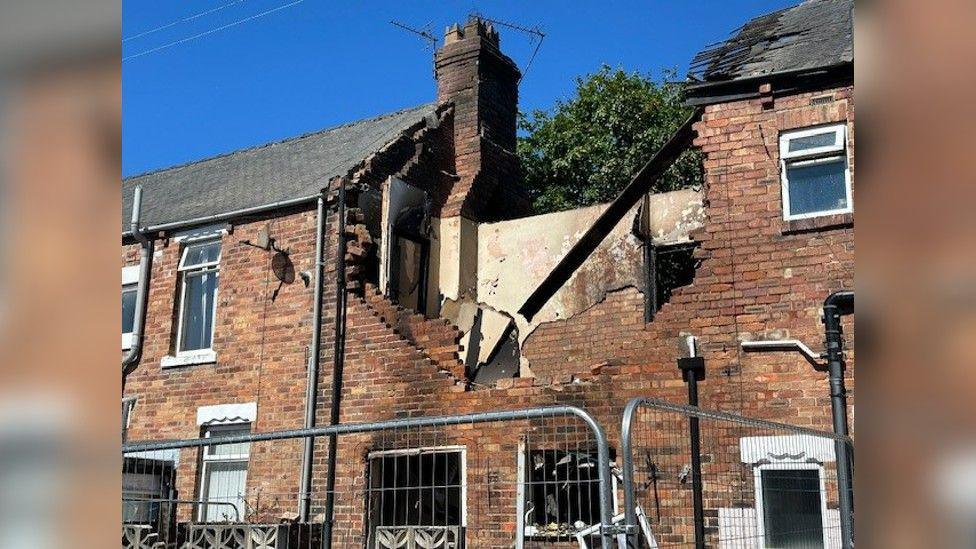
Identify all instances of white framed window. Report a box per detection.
[739,435,836,549]
[176,239,221,355]
[198,423,250,522]
[122,266,139,350]
[365,446,466,548]
[779,124,852,220]
[753,463,829,549]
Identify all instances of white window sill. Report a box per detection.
[161,350,217,368]
[122,334,133,351]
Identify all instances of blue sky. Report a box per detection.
[123,0,794,177]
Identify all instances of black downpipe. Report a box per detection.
[823,290,854,549]
[322,180,348,549]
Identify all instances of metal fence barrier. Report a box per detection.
[122,406,618,549]
[620,398,854,549]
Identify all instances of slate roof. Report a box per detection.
[689,0,853,83]
[122,102,438,234]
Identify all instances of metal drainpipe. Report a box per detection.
[322,180,348,549]
[122,186,154,391]
[823,290,854,549]
[298,193,327,522]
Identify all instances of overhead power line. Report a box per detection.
[123,0,305,62]
[123,0,249,43]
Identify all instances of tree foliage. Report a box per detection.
[518,66,703,214]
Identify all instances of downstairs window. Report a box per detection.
[523,449,602,538]
[366,447,465,548]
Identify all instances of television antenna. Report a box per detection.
[390,20,437,50]
[469,12,545,82]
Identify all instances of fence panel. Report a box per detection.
[620,399,853,549]
[122,406,618,549]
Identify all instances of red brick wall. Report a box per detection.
[123,206,319,517]
[522,86,855,429]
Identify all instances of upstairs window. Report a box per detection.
[122,266,139,350]
[779,124,852,220]
[177,239,221,353]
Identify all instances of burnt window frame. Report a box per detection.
[519,446,611,539]
[644,241,699,322]
[364,446,467,546]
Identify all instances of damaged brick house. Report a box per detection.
[123,1,853,547]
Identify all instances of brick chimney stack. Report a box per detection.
[435,17,530,220]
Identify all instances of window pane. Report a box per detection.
[786,158,848,216]
[180,271,217,351]
[202,461,247,522]
[787,131,837,153]
[762,469,824,549]
[205,426,251,457]
[182,241,221,268]
[122,287,137,335]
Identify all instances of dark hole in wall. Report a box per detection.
[470,322,520,386]
[359,188,383,288]
[524,449,602,537]
[654,244,699,313]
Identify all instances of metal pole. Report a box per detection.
[299,194,327,521]
[823,291,854,549]
[678,337,706,549]
[122,186,154,390]
[323,180,348,549]
[621,400,643,548]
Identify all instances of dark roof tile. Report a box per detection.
[690,0,853,83]
[122,102,438,233]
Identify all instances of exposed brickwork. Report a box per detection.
[522,287,646,382]
[122,207,318,518]
[362,283,465,381]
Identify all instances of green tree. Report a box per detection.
[518,66,703,214]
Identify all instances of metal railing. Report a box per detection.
[620,398,854,549]
[122,406,617,549]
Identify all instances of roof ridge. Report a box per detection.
[123,102,437,183]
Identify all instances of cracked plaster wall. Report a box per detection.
[428,187,704,377]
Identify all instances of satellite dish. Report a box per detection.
[271,251,295,284]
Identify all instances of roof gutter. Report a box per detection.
[121,195,319,240]
[517,107,703,321]
[122,186,154,389]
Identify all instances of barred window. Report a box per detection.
[366,447,465,549]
